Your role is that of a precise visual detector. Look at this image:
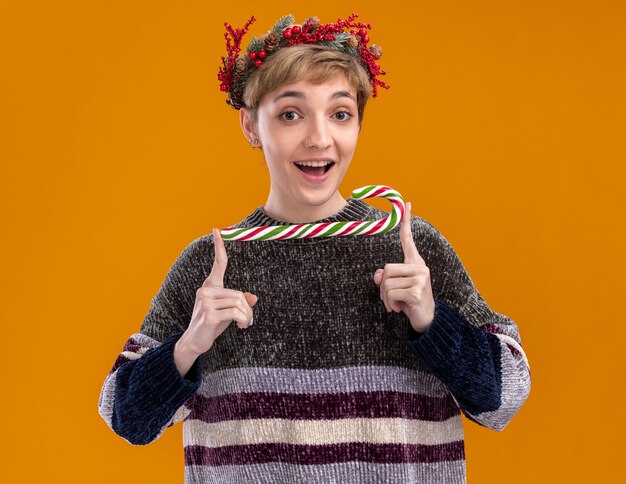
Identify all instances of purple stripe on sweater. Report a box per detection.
[108,354,131,375]
[186,391,459,423]
[107,336,143,375]
[185,441,465,466]
[122,336,142,353]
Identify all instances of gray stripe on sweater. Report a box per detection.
[196,365,451,399]
[98,371,117,427]
[184,460,466,484]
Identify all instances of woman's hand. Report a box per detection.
[373,202,435,334]
[174,228,258,376]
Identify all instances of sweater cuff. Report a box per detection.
[137,332,202,400]
[111,332,201,444]
[405,299,466,369]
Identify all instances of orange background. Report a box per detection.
[1,0,625,482]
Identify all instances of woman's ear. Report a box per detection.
[239,108,257,143]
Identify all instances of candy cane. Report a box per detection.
[220,185,405,241]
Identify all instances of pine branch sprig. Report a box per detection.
[271,15,294,35]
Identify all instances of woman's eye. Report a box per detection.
[334,111,353,121]
[280,111,301,121]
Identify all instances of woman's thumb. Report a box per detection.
[244,292,259,307]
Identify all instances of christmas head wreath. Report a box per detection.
[217,13,389,110]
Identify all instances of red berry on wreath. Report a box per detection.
[258,50,267,59]
[359,28,367,37]
[248,51,257,60]
[283,28,293,39]
[254,59,262,67]
[292,25,302,35]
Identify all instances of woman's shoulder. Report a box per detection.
[163,232,215,277]
[174,210,256,262]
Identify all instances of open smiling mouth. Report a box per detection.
[294,161,335,176]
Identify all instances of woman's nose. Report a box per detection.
[304,116,332,149]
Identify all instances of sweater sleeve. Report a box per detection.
[98,332,201,445]
[405,218,531,432]
[98,235,211,444]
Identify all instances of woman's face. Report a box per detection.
[241,73,360,222]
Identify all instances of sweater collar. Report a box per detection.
[241,197,374,228]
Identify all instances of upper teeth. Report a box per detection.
[295,160,333,167]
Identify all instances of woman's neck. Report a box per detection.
[262,192,347,223]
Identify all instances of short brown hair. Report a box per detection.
[243,44,371,124]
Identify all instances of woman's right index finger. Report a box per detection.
[204,228,228,288]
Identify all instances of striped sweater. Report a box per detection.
[98,197,531,483]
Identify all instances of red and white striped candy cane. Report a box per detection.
[220,185,405,241]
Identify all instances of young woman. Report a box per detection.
[99,14,531,483]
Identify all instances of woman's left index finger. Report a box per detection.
[400,202,425,265]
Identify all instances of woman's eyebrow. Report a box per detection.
[330,90,354,101]
[273,90,355,102]
[273,90,305,102]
